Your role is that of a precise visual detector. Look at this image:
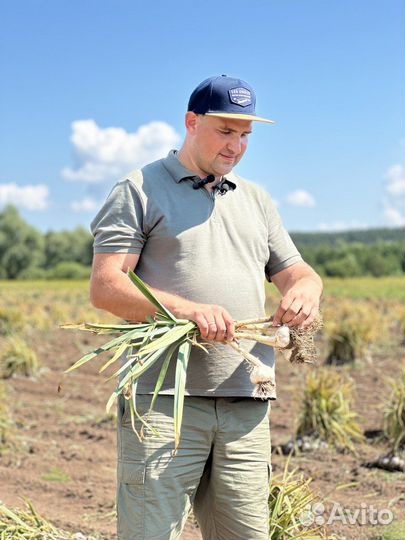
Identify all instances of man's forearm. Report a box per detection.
[285,273,323,298]
[90,270,192,322]
[273,262,323,297]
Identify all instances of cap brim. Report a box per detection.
[205,112,274,124]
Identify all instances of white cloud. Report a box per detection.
[285,190,316,207]
[318,220,369,232]
[0,183,50,210]
[384,164,405,196]
[70,197,99,212]
[383,163,405,226]
[383,203,405,227]
[62,119,181,183]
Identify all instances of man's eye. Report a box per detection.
[220,130,231,134]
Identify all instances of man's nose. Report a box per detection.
[227,136,242,154]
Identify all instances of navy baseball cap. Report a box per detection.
[187,75,274,124]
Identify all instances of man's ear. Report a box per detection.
[185,111,199,134]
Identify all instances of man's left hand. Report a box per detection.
[270,262,323,328]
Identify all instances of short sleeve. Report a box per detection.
[264,195,303,280]
[90,179,146,254]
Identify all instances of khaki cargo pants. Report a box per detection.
[117,394,272,540]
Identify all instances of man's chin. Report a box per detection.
[214,163,234,176]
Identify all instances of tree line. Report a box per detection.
[0,205,92,279]
[0,205,403,279]
[291,237,404,277]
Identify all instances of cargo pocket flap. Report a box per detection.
[118,460,146,485]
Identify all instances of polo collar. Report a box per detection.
[162,150,196,183]
[162,150,237,192]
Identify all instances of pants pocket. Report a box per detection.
[117,460,146,540]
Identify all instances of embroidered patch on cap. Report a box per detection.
[228,87,252,107]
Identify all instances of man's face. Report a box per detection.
[187,114,253,177]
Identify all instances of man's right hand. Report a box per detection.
[172,301,235,343]
[90,253,235,343]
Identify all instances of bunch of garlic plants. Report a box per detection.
[63,270,199,452]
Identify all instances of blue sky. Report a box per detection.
[1,0,404,233]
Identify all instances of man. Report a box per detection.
[90,75,322,540]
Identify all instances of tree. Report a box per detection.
[323,253,362,277]
[44,228,93,268]
[0,205,44,278]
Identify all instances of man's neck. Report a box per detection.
[177,148,222,192]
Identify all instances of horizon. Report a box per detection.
[2,202,403,236]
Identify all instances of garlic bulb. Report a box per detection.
[250,365,274,384]
[275,326,290,348]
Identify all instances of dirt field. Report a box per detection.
[0,279,404,539]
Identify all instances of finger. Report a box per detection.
[286,305,312,327]
[281,299,303,324]
[299,305,319,328]
[224,313,235,342]
[272,305,285,327]
[206,317,218,341]
[195,314,210,339]
[272,297,294,326]
[213,312,227,342]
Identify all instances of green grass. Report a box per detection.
[41,466,71,482]
[373,520,405,540]
[265,276,405,302]
[322,276,405,301]
[1,276,403,300]
[0,279,90,291]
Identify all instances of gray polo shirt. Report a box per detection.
[90,150,303,399]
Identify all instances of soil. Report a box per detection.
[0,330,404,540]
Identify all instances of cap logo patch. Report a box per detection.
[228,87,252,107]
